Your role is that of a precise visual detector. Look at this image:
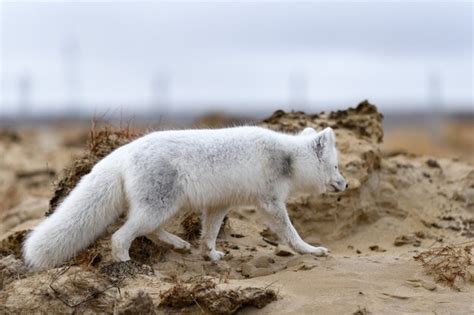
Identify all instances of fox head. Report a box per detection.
[298,127,347,194]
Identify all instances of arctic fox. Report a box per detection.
[23,126,347,270]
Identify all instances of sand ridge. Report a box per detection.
[0,102,473,314]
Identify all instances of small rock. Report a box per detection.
[260,228,279,243]
[431,222,442,229]
[241,263,255,277]
[426,159,441,169]
[240,262,274,277]
[263,238,278,246]
[223,253,234,261]
[252,255,275,268]
[297,263,317,271]
[369,245,386,252]
[452,191,466,202]
[406,281,421,288]
[394,235,421,247]
[421,281,437,291]
[414,231,426,239]
[274,246,294,257]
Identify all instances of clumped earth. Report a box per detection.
[0,101,473,314]
[159,277,277,314]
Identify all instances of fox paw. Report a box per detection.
[205,249,225,261]
[310,246,329,256]
[173,239,192,253]
[295,245,330,256]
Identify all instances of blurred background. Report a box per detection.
[0,0,473,159]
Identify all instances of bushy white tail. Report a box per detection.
[23,166,124,269]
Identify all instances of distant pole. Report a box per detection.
[428,72,442,141]
[18,72,32,118]
[288,71,309,111]
[62,35,82,114]
[151,72,170,115]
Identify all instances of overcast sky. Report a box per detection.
[1,1,472,116]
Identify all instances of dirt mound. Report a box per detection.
[261,101,386,240]
[262,100,383,143]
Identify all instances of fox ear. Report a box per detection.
[319,127,335,145]
[313,127,335,159]
[300,127,317,136]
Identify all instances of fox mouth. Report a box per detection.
[328,184,341,193]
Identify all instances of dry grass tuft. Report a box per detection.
[0,230,29,259]
[414,243,474,290]
[72,242,104,268]
[159,277,278,314]
[180,212,202,241]
[47,121,140,216]
[129,236,168,265]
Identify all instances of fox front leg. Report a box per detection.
[260,200,329,256]
[200,208,229,261]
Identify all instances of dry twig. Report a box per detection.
[414,242,473,290]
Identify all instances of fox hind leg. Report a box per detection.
[112,164,183,261]
[147,228,191,252]
[111,203,179,262]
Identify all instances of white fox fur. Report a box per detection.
[23,126,347,270]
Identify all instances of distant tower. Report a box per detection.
[288,71,309,111]
[62,35,82,114]
[150,72,170,115]
[428,72,442,140]
[18,71,32,117]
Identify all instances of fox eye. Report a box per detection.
[334,165,338,169]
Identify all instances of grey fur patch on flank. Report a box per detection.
[280,154,294,177]
[131,154,181,207]
[141,166,179,205]
[266,149,294,179]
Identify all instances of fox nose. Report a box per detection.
[346,183,349,188]
[337,180,347,190]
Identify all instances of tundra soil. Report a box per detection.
[1,104,473,314]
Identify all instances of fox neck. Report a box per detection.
[280,136,326,194]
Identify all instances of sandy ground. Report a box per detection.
[0,103,473,314]
[383,120,474,164]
